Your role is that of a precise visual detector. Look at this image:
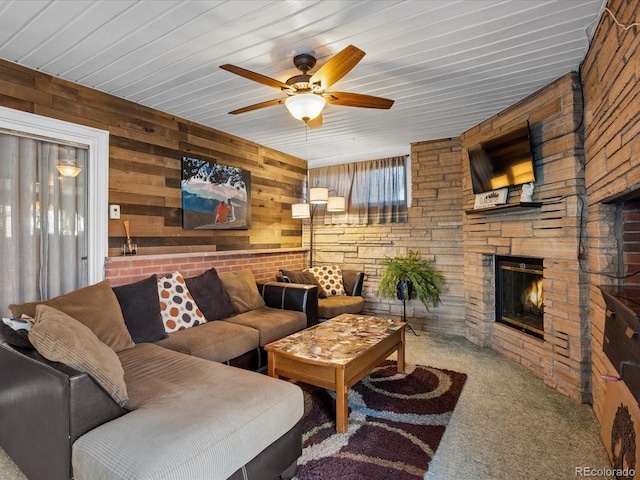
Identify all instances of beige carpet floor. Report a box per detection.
[408,333,613,480]
[0,332,613,480]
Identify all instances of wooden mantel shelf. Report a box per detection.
[465,202,543,215]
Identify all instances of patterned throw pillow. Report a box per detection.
[157,271,207,333]
[305,265,346,297]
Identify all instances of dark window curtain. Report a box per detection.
[309,156,408,225]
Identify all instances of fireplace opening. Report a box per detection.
[495,255,544,339]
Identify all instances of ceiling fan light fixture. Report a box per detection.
[285,94,325,122]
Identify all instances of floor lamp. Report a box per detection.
[292,187,345,268]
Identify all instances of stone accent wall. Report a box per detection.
[309,138,466,335]
[105,249,307,286]
[461,73,590,402]
[311,73,592,402]
[581,0,640,423]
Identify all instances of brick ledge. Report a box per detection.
[105,247,308,264]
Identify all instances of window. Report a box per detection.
[0,107,108,310]
[309,156,409,224]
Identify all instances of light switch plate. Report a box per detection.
[109,204,121,219]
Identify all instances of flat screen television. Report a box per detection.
[468,122,535,194]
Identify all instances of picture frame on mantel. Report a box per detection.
[181,156,251,230]
[474,187,508,209]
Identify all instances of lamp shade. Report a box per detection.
[56,164,82,177]
[285,94,326,122]
[291,203,311,219]
[309,187,329,204]
[327,196,345,212]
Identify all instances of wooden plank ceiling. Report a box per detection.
[0,0,605,167]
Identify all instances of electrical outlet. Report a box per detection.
[109,204,121,219]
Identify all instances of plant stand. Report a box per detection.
[402,296,419,336]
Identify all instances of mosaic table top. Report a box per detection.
[265,313,405,365]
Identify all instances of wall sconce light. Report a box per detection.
[56,160,82,177]
[292,186,345,267]
[285,94,326,123]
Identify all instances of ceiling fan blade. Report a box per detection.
[220,64,290,90]
[307,114,323,129]
[228,98,284,115]
[325,92,394,109]
[309,45,365,90]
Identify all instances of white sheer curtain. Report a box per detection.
[0,133,88,313]
[309,156,408,224]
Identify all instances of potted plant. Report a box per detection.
[378,249,444,310]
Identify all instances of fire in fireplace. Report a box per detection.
[495,256,544,339]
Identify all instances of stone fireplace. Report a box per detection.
[461,73,590,403]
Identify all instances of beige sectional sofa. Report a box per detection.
[73,343,302,480]
[0,267,318,480]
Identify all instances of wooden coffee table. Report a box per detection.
[264,313,406,433]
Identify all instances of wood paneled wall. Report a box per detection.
[0,59,306,256]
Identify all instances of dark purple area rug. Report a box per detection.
[293,360,467,480]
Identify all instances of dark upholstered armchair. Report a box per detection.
[278,269,365,320]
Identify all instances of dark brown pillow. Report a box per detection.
[185,268,238,320]
[112,275,167,343]
[9,280,135,352]
[281,269,327,298]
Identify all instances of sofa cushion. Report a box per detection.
[281,269,327,298]
[9,280,135,352]
[185,268,238,320]
[157,271,207,332]
[219,270,266,313]
[28,305,128,407]
[155,320,259,363]
[305,265,347,297]
[72,343,303,480]
[318,295,365,319]
[112,274,167,343]
[225,307,307,346]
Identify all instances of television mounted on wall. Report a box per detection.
[468,122,535,194]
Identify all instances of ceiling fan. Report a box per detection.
[220,45,394,128]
